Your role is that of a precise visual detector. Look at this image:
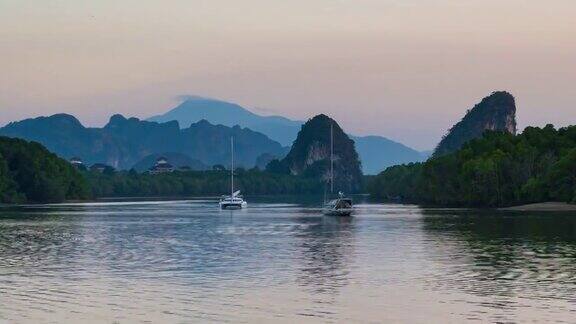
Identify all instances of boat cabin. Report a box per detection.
[326,198,352,209]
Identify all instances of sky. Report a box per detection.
[1,0,575,150]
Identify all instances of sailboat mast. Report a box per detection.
[330,121,334,193]
[231,136,234,197]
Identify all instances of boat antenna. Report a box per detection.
[231,136,234,198]
[330,121,334,194]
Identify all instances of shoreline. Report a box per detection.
[500,202,576,212]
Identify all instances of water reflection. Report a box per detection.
[0,209,84,275]
[2,201,576,323]
[292,215,355,296]
[421,210,576,303]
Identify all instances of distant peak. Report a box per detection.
[480,91,515,107]
[104,114,128,128]
[306,114,343,132]
[44,114,83,127]
[195,119,213,126]
[433,91,517,156]
[48,113,70,117]
[176,95,216,102]
[277,113,363,190]
[47,113,79,120]
[176,96,244,108]
[311,114,330,121]
[0,113,86,130]
[110,114,127,122]
[490,90,514,98]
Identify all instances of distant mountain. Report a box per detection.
[148,96,426,174]
[270,114,363,192]
[148,97,301,146]
[255,152,279,170]
[419,150,433,159]
[434,91,517,157]
[132,152,208,172]
[0,114,287,170]
[352,136,426,174]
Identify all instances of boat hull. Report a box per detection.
[323,208,353,216]
[219,201,247,210]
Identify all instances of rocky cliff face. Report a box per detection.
[434,91,517,157]
[278,114,363,192]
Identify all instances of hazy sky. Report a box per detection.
[1,0,575,150]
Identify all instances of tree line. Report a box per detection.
[368,125,576,207]
[85,169,323,197]
[0,135,330,204]
[0,137,90,203]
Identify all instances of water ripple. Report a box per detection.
[1,199,576,322]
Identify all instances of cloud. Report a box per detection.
[174,95,215,102]
[251,106,276,114]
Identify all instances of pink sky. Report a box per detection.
[1,0,575,150]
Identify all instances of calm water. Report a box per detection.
[1,198,576,323]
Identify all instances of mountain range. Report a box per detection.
[148,97,301,146]
[0,97,427,174]
[0,114,286,170]
[148,97,426,174]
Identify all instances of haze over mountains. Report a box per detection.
[148,97,426,174]
[0,92,517,175]
[0,114,286,170]
[148,97,300,147]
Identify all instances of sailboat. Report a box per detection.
[219,137,247,210]
[323,122,353,216]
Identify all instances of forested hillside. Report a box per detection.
[268,114,363,193]
[369,125,576,207]
[0,137,90,203]
[434,91,517,157]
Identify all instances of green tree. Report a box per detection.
[368,125,576,207]
[0,137,90,203]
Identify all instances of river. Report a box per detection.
[1,197,575,323]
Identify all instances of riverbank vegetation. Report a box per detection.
[368,125,576,207]
[0,137,90,203]
[0,136,340,203]
[85,169,323,198]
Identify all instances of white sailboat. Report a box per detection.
[323,122,353,216]
[219,137,247,209]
